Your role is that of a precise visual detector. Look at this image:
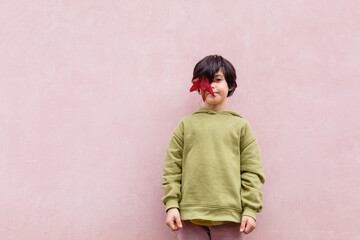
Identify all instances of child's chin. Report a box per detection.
[208,95,218,100]
[205,98,219,104]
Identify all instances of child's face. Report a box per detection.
[204,69,232,106]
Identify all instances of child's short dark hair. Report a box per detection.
[192,55,237,97]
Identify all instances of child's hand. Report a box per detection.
[165,208,183,231]
[240,215,256,234]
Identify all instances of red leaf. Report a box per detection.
[189,77,215,101]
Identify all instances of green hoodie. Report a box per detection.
[161,107,265,223]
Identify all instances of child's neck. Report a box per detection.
[203,102,228,112]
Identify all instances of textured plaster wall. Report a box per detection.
[0,0,359,239]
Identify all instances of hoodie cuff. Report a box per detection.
[242,208,257,221]
[165,199,179,212]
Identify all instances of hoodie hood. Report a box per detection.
[192,107,243,118]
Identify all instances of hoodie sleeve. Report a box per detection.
[161,120,184,212]
[240,121,265,221]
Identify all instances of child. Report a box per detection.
[161,55,265,240]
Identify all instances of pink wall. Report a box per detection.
[1,0,359,239]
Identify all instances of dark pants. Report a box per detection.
[177,220,246,240]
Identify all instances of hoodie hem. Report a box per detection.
[179,205,242,223]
